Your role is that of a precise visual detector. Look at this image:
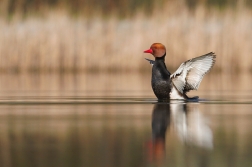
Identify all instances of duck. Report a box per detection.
[144,43,216,101]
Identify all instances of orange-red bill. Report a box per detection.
[144,49,153,54]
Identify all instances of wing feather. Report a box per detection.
[145,58,155,66]
[171,52,216,94]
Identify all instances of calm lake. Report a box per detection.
[0,72,251,167]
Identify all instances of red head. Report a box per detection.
[144,43,166,58]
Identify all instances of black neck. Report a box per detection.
[153,53,170,75]
[155,54,166,61]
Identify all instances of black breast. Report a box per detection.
[151,58,172,100]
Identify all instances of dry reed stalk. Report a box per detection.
[0,3,251,73]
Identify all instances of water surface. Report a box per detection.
[0,73,251,167]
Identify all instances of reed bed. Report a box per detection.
[0,2,252,73]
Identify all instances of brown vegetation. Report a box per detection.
[0,1,252,73]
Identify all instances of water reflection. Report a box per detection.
[171,102,213,149]
[0,72,251,167]
[147,103,170,162]
[147,102,213,163]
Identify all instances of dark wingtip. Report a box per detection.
[144,58,155,65]
[209,52,217,59]
[210,52,217,64]
[205,52,216,64]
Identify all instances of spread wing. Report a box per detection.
[170,52,216,94]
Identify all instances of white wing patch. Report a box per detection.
[170,52,216,94]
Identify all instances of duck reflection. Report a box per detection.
[147,102,213,162]
[147,103,171,162]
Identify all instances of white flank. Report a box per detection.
[170,87,185,100]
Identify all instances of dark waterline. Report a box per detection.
[0,96,251,167]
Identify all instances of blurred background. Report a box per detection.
[0,1,252,167]
[0,0,251,73]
